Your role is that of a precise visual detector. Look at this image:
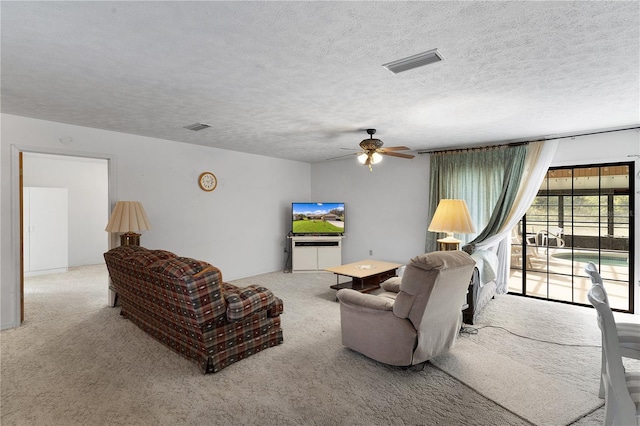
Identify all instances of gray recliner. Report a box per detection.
[336,251,476,366]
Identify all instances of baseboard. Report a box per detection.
[24,267,68,277]
[1,321,17,330]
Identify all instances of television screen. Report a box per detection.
[292,202,345,235]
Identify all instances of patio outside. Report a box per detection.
[507,163,632,312]
[508,245,630,310]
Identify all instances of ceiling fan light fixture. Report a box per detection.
[353,128,412,171]
[382,48,444,74]
[371,152,383,164]
[357,152,383,170]
[360,138,383,150]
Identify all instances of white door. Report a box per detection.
[23,187,31,272]
[24,187,68,273]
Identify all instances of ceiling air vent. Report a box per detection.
[183,123,211,131]
[382,49,444,74]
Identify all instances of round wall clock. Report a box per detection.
[198,172,217,192]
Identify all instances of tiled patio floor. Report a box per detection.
[508,247,631,311]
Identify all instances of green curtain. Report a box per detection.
[425,144,528,253]
[463,145,527,252]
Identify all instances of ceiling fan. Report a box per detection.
[337,129,415,171]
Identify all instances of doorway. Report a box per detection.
[18,149,111,324]
[509,162,634,312]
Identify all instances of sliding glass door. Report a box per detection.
[509,162,634,312]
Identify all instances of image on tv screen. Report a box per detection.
[292,202,345,234]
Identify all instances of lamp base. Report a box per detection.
[437,237,460,251]
[120,232,141,246]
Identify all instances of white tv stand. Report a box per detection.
[291,236,342,272]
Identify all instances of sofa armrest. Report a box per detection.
[381,276,402,293]
[336,289,394,311]
[267,297,284,318]
[224,285,276,321]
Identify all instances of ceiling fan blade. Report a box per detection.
[381,146,411,151]
[326,152,358,161]
[382,151,415,159]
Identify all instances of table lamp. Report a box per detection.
[105,201,151,246]
[428,199,475,250]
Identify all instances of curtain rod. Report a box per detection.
[420,141,529,155]
[418,126,640,155]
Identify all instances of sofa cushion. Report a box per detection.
[149,257,213,278]
[126,249,177,268]
[108,245,148,260]
[224,285,275,321]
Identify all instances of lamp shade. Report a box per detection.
[428,199,475,237]
[105,201,151,233]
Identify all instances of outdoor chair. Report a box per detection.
[511,227,538,269]
[537,227,565,253]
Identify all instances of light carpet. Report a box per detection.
[431,294,611,426]
[1,264,622,425]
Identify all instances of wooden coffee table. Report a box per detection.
[325,260,403,293]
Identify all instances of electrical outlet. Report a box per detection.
[369,250,373,256]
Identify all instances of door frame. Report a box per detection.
[10,144,117,327]
[510,161,635,312]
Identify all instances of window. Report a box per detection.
[509,163,634,312]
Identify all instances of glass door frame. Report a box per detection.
[509,161,634,313]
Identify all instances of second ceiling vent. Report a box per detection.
[382,48,444,74]
[183,122,211,131]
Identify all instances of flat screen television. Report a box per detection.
[292,202,345,236]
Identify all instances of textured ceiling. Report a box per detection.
[2,1,639,163]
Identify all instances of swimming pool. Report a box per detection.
[551,252,629,267]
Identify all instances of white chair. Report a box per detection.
[510,227,537,269]
[537,227,565,253]
[588,279,640,425]
[586,262,640,401]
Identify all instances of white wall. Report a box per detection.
[23,153,109,266]
[3,114,637,329]
[550,129,639,168]
[311,128,640,293]
[1,114,310,329]
[311,153,431,265]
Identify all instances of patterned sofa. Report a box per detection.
[104,245,284,374]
